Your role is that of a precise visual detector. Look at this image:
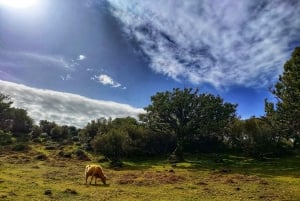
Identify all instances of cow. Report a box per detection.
[85,164,107,185]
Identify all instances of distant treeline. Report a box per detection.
[0,47,299,164]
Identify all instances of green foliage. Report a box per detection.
[0,94,13,129]
[242,118,277,157]
[39,120,57,134]
[92,128,128,164]
[143,88,237,160]
[0,130,13,145]
[73,148,90,160]
[0,93,32,134]
[30,125,43,139]
[228,117,289,157]
[11,143,29,151]
[50,125,70,141]
[9,108,33,133]
[265,47,300,149]
[87,116,175,162]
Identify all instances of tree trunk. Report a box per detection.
[169,135,184,162]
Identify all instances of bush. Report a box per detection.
[73,148,90,161]
[30,125,42,139]
[72,136,80,142]
[57,150,72,158]
[91,128,128,164]
[0,130,13,145]
[11,143,29,151]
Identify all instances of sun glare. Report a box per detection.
[0,0,37,9]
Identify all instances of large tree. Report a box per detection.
[142,88,237,161]
[265,47,300,148]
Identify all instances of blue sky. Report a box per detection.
[0,0,299,127]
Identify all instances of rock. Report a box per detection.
[64,189,78,195]
[35,154,47,161]
[44,189,52,195]
[235,187,241,191]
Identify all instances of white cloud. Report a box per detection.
[92,74,123,88]
[0,80,143,128]
[0,50,75,70]
[77,55,86,61]
[107,0,300,89]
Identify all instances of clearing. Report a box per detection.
[0,144,300,201]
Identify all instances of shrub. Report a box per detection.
[57,150,72,158]
[72,136,80,142]
[11,143,29,151]
[0,130,13,145]
[91,128,128,165]
[30,125,42,139]
[73,148,90,161]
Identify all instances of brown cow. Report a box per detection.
[85,164,107,185]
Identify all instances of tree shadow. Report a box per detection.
[181,154,300,178]
[112,156,169,171]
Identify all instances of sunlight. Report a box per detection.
[0,0,37,9]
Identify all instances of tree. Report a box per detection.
[143,88,237,161]
[30,125,43,139]
[265,47,300,148]
[0,93,33,134]
[242,117,277,158]
[50,125,70,141]
[0,93,12,115]
[0,93,13,131]
[92,128,128,166]
[10,108,33,133]
[39,120,57,134]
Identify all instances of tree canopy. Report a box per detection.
[265,47,300,148]
[142,88,237,161]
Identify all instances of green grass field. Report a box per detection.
[0,144,300,201]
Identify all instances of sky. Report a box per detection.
[0,0,299,128]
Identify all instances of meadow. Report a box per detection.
[0,143,300,201]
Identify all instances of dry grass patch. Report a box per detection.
[117,170,185,186]
[209,172,269,185]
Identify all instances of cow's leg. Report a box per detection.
[85,175,89,184]
[90,174,94,185]
[90,172,97,184]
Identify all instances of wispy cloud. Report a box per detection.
[22,52,74,70]
[0,80,143,128]
[107,0,300,89]
[60,74,72,81]
[92,74,124,88]
[0,50,76,70]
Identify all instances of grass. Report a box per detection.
[0,144,300,201]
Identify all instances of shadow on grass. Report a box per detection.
[183,153,300,178]
[116,156,170,171]
[106,154,300,178]
[84,183,110,187]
